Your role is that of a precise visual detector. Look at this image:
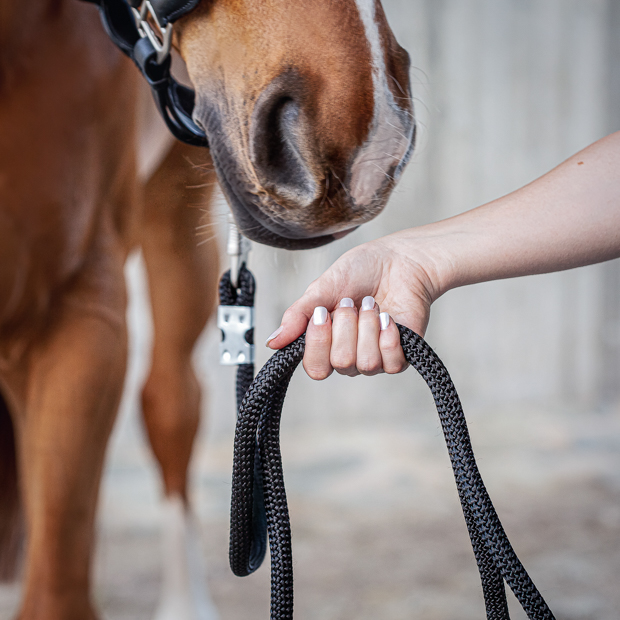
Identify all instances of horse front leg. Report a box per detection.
[140,141,220,620]
[12,231,127,620]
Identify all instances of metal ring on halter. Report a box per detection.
[132,1,173,64]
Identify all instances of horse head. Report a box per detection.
[177,0,415,249]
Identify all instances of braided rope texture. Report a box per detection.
[229,325,555,620]
[220,266,268,572]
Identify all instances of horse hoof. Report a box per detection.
[154,495,219,620]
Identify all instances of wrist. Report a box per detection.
[385,225,462,302]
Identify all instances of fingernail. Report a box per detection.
[339,298,354,308]
[313,306,328,326]
[379,312,390,331]
[265,326,283,347]
[361,296,375,311]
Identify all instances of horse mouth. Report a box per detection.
[215,165,345,250]
[216,175,347,250]
[205,127,359,250]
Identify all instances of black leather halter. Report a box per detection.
[81,0,208,147]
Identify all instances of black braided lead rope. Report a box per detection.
[229,326,555,620]
[397,327,554,620]
[230,337,300,617]
[219,265,268,573]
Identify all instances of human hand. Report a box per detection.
[265,131,620,381]
[265,233,442,380]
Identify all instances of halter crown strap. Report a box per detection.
[81,0,208,147]
[126,0,200,26]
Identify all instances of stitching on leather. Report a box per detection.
[165,0,200,24]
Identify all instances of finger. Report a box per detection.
[330,298,360,377]
[302,306,333,380]
[379,313,408,374]
[356,296,383,376]
[265,305,308,350]
[266,280,339,350]
[266,242,385,349]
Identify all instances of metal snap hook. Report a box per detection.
[227,215,251,290]
[132,1,173,64]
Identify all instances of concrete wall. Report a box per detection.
[238,0,620,412]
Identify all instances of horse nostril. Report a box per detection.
[259,97,299,179]
[249,75,318,207]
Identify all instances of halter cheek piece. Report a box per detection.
[80,0,208,147]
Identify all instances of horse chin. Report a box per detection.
[231,213,343,251]
[222,185,344,250]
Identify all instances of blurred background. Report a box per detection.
[3,0,620,618]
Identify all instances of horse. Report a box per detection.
[0,1,415,618]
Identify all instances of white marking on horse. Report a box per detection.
[351,0,414,206]
[154,495,219,620]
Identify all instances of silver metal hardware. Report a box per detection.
[227,215,251,289]
[218,306,255,365]
[132,1,173,64]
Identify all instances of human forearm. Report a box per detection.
[394,131,620,298]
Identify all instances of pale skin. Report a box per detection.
[266,131,620,379]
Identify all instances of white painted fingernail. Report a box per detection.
[379,312,390,331]
[265,326,283,346]
[339,298,354,308]
[313,306,328,326]
[361,296,375,311]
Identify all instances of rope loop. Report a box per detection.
[219,263,255,308]
[229,326,556,620]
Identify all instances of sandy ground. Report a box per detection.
[1,257,619,620]
[89,404,620,620]
[3,403,618,620]
[90,413,620,620]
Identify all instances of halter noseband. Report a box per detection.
[81,0,208,147]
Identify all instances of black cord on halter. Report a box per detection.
[228,323,556,620]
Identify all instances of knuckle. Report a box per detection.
[331,351,356,371]
[306,327,331,345]
[305,280,322,295]
[282,307,300,325]
[358,311,379,328]
[384,360,407,374]
[383,363,398,375]
[303,360,332,381]
[334,307,357,319]
[380,330,402,351]
[332,311,358,332]
[309,332,331,346]
[381,339,403,355]
[307,368,331,381]
[357,355,383,375]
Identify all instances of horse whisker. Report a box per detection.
[371,162,395,182]
[186,182,220,189]
[330,168,350,199]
